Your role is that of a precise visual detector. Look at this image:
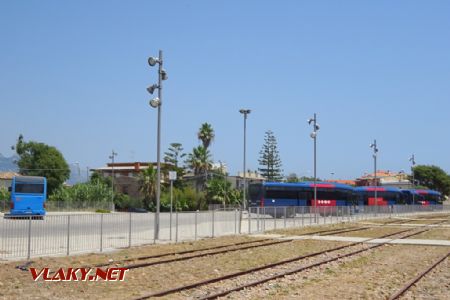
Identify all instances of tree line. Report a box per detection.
[2,130,449,212]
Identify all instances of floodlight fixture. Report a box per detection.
[149,97,161,108]
[148,56,160,67]
[147,84,159,95]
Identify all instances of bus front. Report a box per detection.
[9,176,47,217]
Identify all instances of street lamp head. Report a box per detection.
[146,84,158,95]
[315,123,320,131]
[149,97,161,108]
[307,118,314,124]
[239,109,251,114]
[148,57,160,67]
[310,132,317,139]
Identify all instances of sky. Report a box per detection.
[1,0,450,180]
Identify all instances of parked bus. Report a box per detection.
[6,176,47,219]
[402,189,443,205]
[248,182,355,217]
[353,186,404,206]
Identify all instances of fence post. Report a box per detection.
[309,207,312,225]
[274,208,277,230]
[284,207,287,228]
[66,215,71,256]
[248,208,251,234]
[330,207,333,224]
[128,212,132,248]
[27,216,32,260]
[176,210,179,242]
[100,214,103,252]
[234,209,237,234]
[211,209,215,238]
[238,209,242,234]
[323,207,326,224]
[293,207,296,227]
[302,206,304,227]
[257,207,260,232]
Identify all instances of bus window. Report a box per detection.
[15,183,45,194]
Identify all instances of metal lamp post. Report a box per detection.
[370,140,378,208]
[109,150,117,204]
[409,154,416,205]
[239,109,251,210]
[308,113,320,223]
[147,50,168,240]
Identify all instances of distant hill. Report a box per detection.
[0,153,19,172]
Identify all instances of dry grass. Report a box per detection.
[234,245,450,300]
[409,228,450,240]
[0,235,348,299]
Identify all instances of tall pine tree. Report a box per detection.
[258,130,283,181]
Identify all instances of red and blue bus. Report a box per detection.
[353,186,404,206]
[248,182,354,217]
[6,176,47,218]
[402,189,442,205]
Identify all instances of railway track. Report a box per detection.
[46,238,286,276]
[388,250,450,300]
[122,238,293,270]
[85,215,425,270]
[134,221,445,299]
[91,238,273,268]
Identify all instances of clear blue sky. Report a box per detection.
[1,1,449,180]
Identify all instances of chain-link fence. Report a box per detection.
[0,205,448,260]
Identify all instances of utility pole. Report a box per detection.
[409,154,416,205]
[109,150,117,204]
[239,109,251,210]
[308,113,320,223]
[370,140,378,207]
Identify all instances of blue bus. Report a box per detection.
[248,182,355,217]
[353,186,405,206]
[402,189,443,205]
[6,176,47,218]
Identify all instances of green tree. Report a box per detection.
[185,146,213,209]
[197,123,215,150]
[138,167,158,209]
[412,165,450,196]
[185,146,213,178]
[90,170,112,187]
[206,176,230,207]
[0,187,10,200]
[286,173,299,182]
[164,143,186,168]
[163,143,186,189]
[258,130,283,181]
[14,135,70,195]
[162,186,205,211]
[205,175,243,207]
[0,187,10,212]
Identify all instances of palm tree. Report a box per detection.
[197,123,215,150]
[185,146,213,177]
[138,167,157,209]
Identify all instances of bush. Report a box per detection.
[95,209,110,213]
[160,186,206,211]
